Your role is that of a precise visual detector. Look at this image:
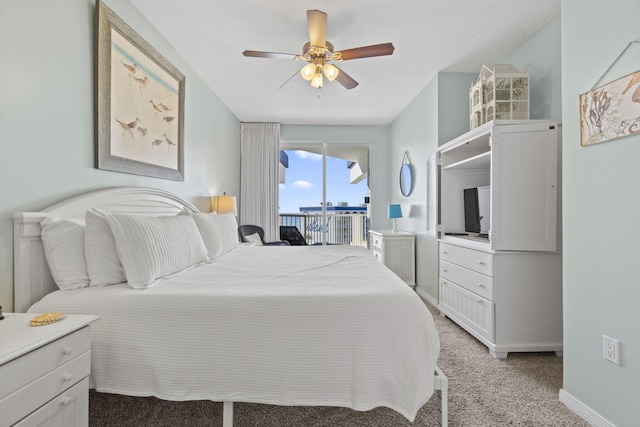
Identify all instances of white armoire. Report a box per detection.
[437,120,562,359]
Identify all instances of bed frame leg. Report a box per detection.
[434,367,448,427]
[223,401,233,427]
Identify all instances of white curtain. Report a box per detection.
[240,123,280,242]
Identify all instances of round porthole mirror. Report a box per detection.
[400,151,414,197]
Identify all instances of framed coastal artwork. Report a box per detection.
[580,69,640,147]
[96,0,185,180]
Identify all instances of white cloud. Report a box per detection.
[295,150,322,161]
[292,180,313,189]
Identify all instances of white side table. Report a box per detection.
[0,313,98,427]
[369,230,416,287]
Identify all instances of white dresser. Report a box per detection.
[0,313,98,427]
[438,240,562,359]
[369,230,415,287]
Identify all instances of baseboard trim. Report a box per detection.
[559,389,614,427]
[416,287,438,307]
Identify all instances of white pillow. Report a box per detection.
[104,212,209,289]
[244,232,263,245]
[40,218,90,290]
[84,208,126,286]
[191,212,221,258]
[192,212,240,258]
[216,213,240,255]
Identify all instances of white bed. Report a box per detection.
[13,187,448,426]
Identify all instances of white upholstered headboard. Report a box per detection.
[13,187,199,312]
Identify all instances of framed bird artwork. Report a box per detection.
[96,0,185,180]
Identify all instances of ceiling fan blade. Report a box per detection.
[334,66,359,90]
[307,9,327,47]
[242,50,298,60]
[336,42,395,61]
[278,69,300,89]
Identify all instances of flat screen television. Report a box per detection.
[463,186,490,237]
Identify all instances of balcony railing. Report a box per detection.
[279,213,369,246]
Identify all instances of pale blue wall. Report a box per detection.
[436,73,479,145]
[503,17,562,122]
[562,1,640,424]
[0,0,240,311]
[389,73,475,297]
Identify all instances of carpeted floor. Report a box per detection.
[89,302,589,426]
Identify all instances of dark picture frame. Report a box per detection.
[96,1,185,181]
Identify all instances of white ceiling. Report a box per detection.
[129,0,560,126]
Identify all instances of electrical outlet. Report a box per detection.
[603,335,620,365]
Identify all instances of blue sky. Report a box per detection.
[279,150,368,213]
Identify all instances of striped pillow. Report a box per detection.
[104,211,209,289]
[192,212,240,258]
[84,208,126,286]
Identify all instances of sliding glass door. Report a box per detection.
[279,141,371,246]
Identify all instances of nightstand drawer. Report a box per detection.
[0,327,91,401]
[372,248,382,262]
[440,260,493,301]
[14,377,89,427]
[0,351,90,426]
[370,234,383,250]
[440,242,493,276]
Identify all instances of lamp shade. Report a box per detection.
[388,204,402,219]
[300,63,315,81]
[323,63,339,81]
[212,195,237,215]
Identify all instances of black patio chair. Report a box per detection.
[238,225,290,246]
[279,226,309,246]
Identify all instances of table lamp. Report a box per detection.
[388,204,402,232]
[212,193,238,215]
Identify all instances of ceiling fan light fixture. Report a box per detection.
[323,63,339,81]
[310,69,323,88]
[242,10,394,91]
[300,62,315,81]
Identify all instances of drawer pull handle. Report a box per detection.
[64,346,73,355]
[477,299,484,304]
[443,269,448,273]
[62,373,74,382]
[478,284,485,288]
[477,261,485,265]
[60,396,72,406]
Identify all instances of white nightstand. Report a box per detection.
[369,230,416,287]
[0,313,98,427]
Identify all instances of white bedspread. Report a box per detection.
[28,245,439,420]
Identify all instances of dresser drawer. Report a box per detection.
[372,248,382,262]
[439,242,493,276]
[440,260,493,301]
[0,327,91,401]
[439,279,494,341]
[0,351,90,426]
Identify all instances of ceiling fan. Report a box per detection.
[242,9,395,90]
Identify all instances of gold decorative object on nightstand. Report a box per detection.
[29,311,65,326]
